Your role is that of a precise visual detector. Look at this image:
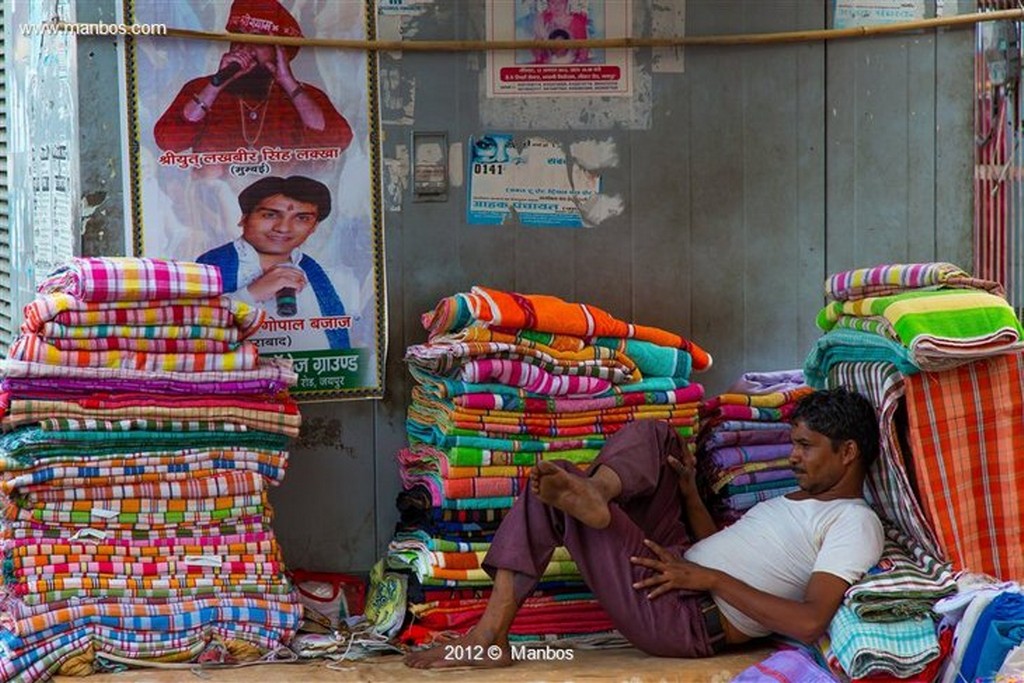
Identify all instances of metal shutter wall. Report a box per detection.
[0,3,11,351]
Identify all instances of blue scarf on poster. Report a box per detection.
[198,243,351,350]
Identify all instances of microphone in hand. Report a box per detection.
[276,287,298,317]
[210,62,242,86]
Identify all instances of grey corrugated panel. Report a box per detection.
[0,2,10,348]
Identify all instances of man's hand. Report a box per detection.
[266,45,298,90]
[630,539,717,599]
[245,265,307,304]
[667,451,699,501]
[217,47,259,86]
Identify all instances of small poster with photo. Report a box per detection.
[486,0,632,98]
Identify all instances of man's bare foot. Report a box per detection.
[404,629,512,669]
[532,460,611,529]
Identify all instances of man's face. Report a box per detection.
[788,420,852,495]
[240,193,319,255]
[228,42,276,71]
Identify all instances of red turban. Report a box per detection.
[225,0,303,59]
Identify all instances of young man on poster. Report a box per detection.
[154,0,353,154]
[197,175,352,350]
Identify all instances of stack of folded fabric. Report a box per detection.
[379,286,710,646]
[0,257,303,681]
[935,582,1024,681]
[803,262,1021,562]
[818,526,956,680]
[903,353,1024,580]
[695,370,810,524]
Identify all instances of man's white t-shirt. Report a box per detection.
[683,496,884,637]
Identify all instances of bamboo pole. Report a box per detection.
[87,7,1024,52]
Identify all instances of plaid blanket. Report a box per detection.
[2,448,288,492]
[0,357,297,389]
[47,336,235,354]
[828,604,940,678]
[451,384,704,413]
[41,321,243,342]
[6,498,266,527]
[21,293,264,339]
[3,516,271,543]
[905,352,1024,578]
[844,526,955,621]
[4,397,300,436]
[7,335,260,372]
[6,532,279,560]
[0,428,289,466]
[5,596,299,640]
[422,286,713,370]
[36,257,223,302]
[826,262,1004,301]
[37,417,248,432]
[14,470,265,503]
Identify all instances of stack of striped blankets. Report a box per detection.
[695,371,811,524]
[381,286,709,644]
[799,262,1024,681]
[802,262,1024,573]
[0,257,303,681]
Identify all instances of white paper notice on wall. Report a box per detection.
[467,134,602,227]
[486,0,633,98]
[833,0,924,29]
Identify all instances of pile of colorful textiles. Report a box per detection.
[793,262,1024,681]
[0,257,303,681]
[379,287,709,645]
[803,262,1022,566]
[695,370,809,524]
[935,580,1024,682]
[816,526,956,680]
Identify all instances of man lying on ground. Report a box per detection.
[405,386,885,668]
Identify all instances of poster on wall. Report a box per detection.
[832,0,924,28]
[122,0,386,400]
[467,134,601,227]
[486,0,632,98]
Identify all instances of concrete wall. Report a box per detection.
[56,0,974,572]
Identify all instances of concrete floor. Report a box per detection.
[55,644,776,682]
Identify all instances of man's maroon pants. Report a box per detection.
[482,420,719,657]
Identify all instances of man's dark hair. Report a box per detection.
[238,175,331,222]
[790,386,880,469]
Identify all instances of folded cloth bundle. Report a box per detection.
[22,293,264,340]
[826,262,1004,301]
[36,257,223,302]
[844,526,956,621]
[818,289,1024,369]
[421,286,712,370]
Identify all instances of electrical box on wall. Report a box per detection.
[411,131,449,202]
